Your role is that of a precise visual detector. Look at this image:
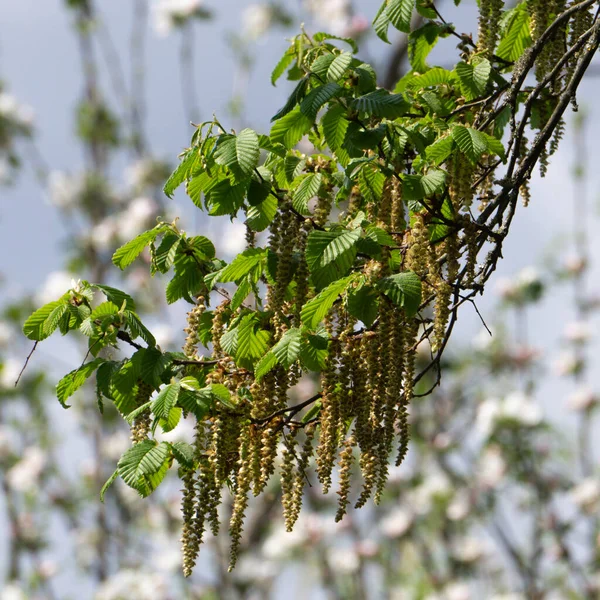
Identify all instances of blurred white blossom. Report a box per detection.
[476,392,542,436]
[553,350,582,376]
[36,270,73,305]
[327,546,360,574]
[477,445,507,489]
[304,0,351,35]
[447,489,471,521]
[0,584,27,600]
[243,4,273,39]
[95,570,168,600]
[564,321,593,343]
[451,537,486,563]
[0,92,34,127]
[47,171,81,209]
[234,555,277,583]
[101,430,131,462]
[380,507,414,538]
[6,447,46,492]
[567,386,597,411]
[152,0,207,36]
[569,478,600,513]
[0,358,21,389]
[118,196,158,240]
[0,321,14,348]
[263,524,308,559]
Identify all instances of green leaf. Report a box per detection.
[112,228,161,270]
[451,126,487,164]
[171,441,196,468]
[357,163,386,204]
[153,233,181,274]
[218,248,267,282]
[270,107,313,149]
[322,105,350,162]
[327,52,353,82]
[351,89,409,119]
[387,0,415,33]
[301,275,356,329]
[118,440,171,498]
[293,173,323,214]
[402,169,446,201]
[158,406,182,433]
[300,83,342,119]
[426,135,455,166]
[109,359,142,416]
[408,23,440,72]
[402,67,456,91]
[300,331,329,371]
[23,300,67,341]
[151,382,181,419]
[271,45,296,85]
[43,302,70,337]
[373,4,391,43]
[497,4,531,62]
[205,179,247,216]
[163,148,199,198]
[100,469,119,502]
[480,131,506,161]
[56,358,105,408]
[313,32,359,53]
[377,271,422,317]
[272,328,302,368]
[246,194,278,232]
[254,351,278,381]
[271,77,310,122]
[236,128,260,175]
[306,228,362,289]
[138,348,170,387]
[236,314,271,362]
[93,284,136,311]
[455,59,491,101]
[430,196,456,243]
[348,283,379,327]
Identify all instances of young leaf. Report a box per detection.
[271,77,310,122]
[451,125,488,164]
[293,173,322,214]
[163,148,199,198]
[151,382,181,419]
[100,469,119,502]
[236,128,260,175]
[170,441,196,468]
[373,3,391,43]
[270,107,313,149]
[271,45,296,85]
[246,195,278,232]
[313,32,359,53]
[300,83,342,119]
[236,314,271,362]
[118,440,171,498]
[306,228,362,289]
[301,275,356,329]
[271,328,302,368]
[387,0,415,34]
[426,135,455,166]
[351,89,409,119]
[112,229,161,270]
[93,284,136,311]
[56,357,106,408]
[455,59,491,101]
[377,271,422,317]
[24,300,68,341]
[402,170,446,201]
[497,3,531,62]
[327,53,352,82]
[218,248,267,283]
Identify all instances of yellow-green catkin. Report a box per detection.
[335,435,356,522]
[568,2,594,86]
[433,234,460,351]
[228,433,251,571]
[281,430,298,531]
[478,0,504,57]
[316,317,341,493]
[289,424,315,528]
[210,300,229,359]
[181,467,198,577]
[463,220,479,288]
[130,381,152,443]
[355,331,379,508]
[294,219,313,325]
[517,135,532,207]
[449,157,475,212]
[406,213,429,279]
[183,296,206,359]
[396,319,419,466]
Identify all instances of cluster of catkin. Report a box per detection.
[175,163,486,574]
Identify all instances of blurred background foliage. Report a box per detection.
[1,1,600,598]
